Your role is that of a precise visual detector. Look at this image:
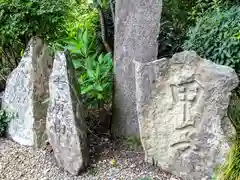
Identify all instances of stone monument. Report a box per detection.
[2,37,52,147]
[46,51,88,175]
[113,0,162,137]
[135,51,239,179]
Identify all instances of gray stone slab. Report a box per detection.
[135,51,239,180]
[46,52,88,175]
[2,37,52,147]
[112,0,162,137]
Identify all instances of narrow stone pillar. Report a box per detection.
[113,0,162,137]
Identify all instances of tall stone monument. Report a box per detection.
[135,51,239,180]
[2,37,53,147]
[113,0,162,137]
[46,52,88,175]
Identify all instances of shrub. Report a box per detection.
[0,0,68,46]
[65,0,100,38]
[159,0,240,58]
[190,0,240,20]
[158,0,196,58]
[157,20,184,58]
[183,6,240,72]
[78,52,112,108]
[0,0,69,83]
[0,109,9,137]
[162,0,196,33]
[62,28,113,109]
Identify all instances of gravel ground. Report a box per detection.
[0,136,181,180]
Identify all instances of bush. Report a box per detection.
[183,6,240,72]
[65,0,100,38]
[0,0,68,46]
[157,20,184,58]
[157,0,196,58]
[162,0,196,34]
[0,0,69,83]
[0,109,9,137]
[190,0,240,20]
[78,52,112,108]
[62,28,113,109]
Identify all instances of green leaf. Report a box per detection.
[83,29,89,54]
[98,53,104,63]
[96,64,100,78]
[87,0,94,4]
[87,69,95,78]
[81,85,94,94]
[62,38,77,46]
[72,60,85,69]
[77,29,83,41]
[95,84,103,91]
[97,93,103,99]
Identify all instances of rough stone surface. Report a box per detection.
[46,52,88,175]
[0,91,4,107]
[112,0,162,137]
[135,51,239,180]
[2,37,52,147]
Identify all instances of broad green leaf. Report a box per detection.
[62,38,78,46]
[97,93,103,99]
[72,60,84,69]
[98,53,104,63]
[81,85,94,94]
[87,69,95,78]
[95,84,103,91]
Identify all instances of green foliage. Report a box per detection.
[0,0,69,82]
[162,0,196,33]
[159,0,240,58]
[216,137,240,180]
[66,0,100,38]
[158,0,196,58]
[78,52,112,108]
[190,0,240,20]
[61,29,99,60]
[63,28,113,108]
[0,0,68,46]
[157,21,184,58]
[215,89,240,179]
[183,6,240,71]
[0,109,9,137]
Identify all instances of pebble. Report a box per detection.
[0,138,181,180]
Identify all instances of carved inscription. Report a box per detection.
[170,81,204,152]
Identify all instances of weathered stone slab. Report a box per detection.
[135,51,238,180]
[2,37,52,147]
[112,0,162,137]
[46,52,88,175]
